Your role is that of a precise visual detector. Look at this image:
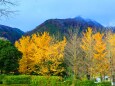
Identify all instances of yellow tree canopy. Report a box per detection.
[80,27,94,77]
[106,31,115,75]
[15,32,66,75]
[81,27,93,51]
[93,32,109,76]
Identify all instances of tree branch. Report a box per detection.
[0,0,16,18]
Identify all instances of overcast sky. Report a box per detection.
[0,0,115,32]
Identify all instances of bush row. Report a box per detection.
[62,80,111,86]
[31,76,61,86]
[0,75,111,86]
[0,75,61,85]
[3,75,31,84]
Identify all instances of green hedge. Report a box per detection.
[62,80,72,86]
[0,75,111,86]
[97,82,111,86]
[0,75,5,84]
[75,80,96,86]
[31,76,61,86]
[62,80,111,86]
[2,75,31,85]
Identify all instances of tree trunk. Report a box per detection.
[111,75,115,86]
[87,74,90,80]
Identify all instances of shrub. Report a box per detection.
[97,81,111,86]
[63,80,95,86]
[0,74,5,84]
[2,75,31,85]
[75,80,111,86]
[31,76,61,86]
[61,79,96,86]
[62,80,72,86]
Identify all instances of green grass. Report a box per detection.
[0,84,29,86]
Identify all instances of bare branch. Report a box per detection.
[0,0,17,18]
[0,9,15,17]
[0,0,15,5]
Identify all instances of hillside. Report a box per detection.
[0,25,24,43]
[26,16,105,37]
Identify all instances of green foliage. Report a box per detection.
[30,76,61,86]
[0,75,111,86]
[75,80,96,86]
[0,40,22,74]
[62,77,111,86]
[0,75,5,84]
[2,75,31,85]
[96,82,111,86]
[0,84,28,86]
[76,80,111,86]
[62,80,72,86]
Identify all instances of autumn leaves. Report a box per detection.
[15,32,66,75]
[81,28,109,79]
[15,28,113,79]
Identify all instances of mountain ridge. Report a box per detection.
[25,16,105,36]
[0,25,24,43]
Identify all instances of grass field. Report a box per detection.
[0,84,29,86]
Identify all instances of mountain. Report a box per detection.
[0,25,24,43]
[107,27,115,33]
[26,16,105,37]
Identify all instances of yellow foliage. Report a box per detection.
[80,27,94,77]
[93,32,109,76]
[15,32,66,75]
[81,28,109,77]
[81,27,93,51]
[106,31,115,76]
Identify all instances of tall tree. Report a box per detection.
[80,27,94,80]
[15,32,66,76]
[64,29,86,85]
[0,39,22,74]
[106,31,115,84]
[93,32,109,80]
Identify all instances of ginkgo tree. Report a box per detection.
[15,32,66,76]
[106,31,115,83]
[80,27,94,80]
[93,32,109,80]
[64,29,85,85]
[81,28,110,80]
